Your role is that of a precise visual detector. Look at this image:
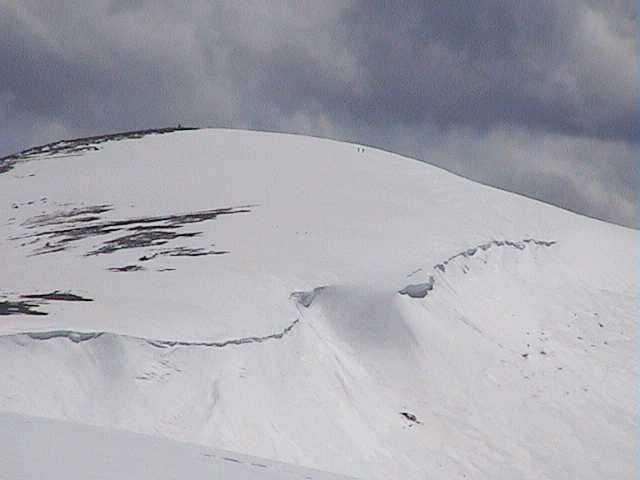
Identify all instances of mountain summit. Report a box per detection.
[0,128,635,479]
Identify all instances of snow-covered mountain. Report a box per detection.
[0,128,636,479]
[0,411,356,480]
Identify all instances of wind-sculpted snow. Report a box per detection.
[289,287,327,308]
[27,330,104,343]
[15,318,301,349]
[400,238,557,298]
[433,238,557,273]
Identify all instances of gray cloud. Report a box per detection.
[0,1,637,227]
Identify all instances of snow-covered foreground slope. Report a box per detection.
[0,412,355,480]
[0,128,636,479]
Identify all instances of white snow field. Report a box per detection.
[0,411,355,480]
[0,128,636,479]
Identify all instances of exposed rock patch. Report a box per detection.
[0,301,47,316]
[0,127,197,175]
[398,277,435,299]
[108,265,145,272]
[21,291,93,302]
[14,205,253,256]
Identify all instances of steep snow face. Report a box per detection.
[0,129,636,479]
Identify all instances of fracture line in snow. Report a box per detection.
[145,319,300,348]
[3,318,301,349]
[399,238,557,298]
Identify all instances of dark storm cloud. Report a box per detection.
[0,1,637,227]
[256,0,637,141]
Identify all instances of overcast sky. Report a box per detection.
[1,1,637,227]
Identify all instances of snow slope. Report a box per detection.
[0,128,636,479]
[0,412,355,480]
